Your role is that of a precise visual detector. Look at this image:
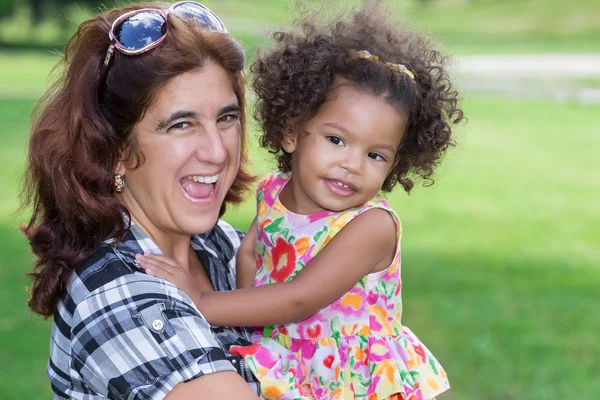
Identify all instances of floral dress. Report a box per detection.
[231,171,449,400]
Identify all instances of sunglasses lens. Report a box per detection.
[114,11,167,51]
[172,2,226,32]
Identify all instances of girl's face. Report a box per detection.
[282,82,407,215]
[117,63,243,237]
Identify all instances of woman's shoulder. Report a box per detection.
[67,242,134,306]
[57,247,238,399]
[66,242,186,313]
[199,219,244,260]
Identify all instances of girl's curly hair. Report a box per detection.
[252,0,464,192]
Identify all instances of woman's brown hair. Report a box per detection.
[21,2,253,317]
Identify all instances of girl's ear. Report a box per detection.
[281,133,298,154]
[281,119,299,153]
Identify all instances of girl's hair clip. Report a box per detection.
[385,62,415,81]
[353,49,415,81]
[355,49,380,61]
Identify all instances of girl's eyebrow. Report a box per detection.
[323,122,351,134]
[373,144,397,154]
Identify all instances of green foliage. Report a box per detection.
[0,0,17,18]
[1,0,600,53]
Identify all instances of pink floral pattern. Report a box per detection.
[231,172,449,400]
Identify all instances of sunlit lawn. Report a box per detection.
[1,0,599,397]
[1,79,599,400]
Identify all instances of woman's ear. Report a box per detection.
[115,160,126,176]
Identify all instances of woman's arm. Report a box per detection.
[195,208,396,326]
[70,273,257,399]
[166,371,258,399]
[236,217,258,289]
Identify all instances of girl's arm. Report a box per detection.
[236,217,258,289]
[196,208,396,326]
[138,208,396,327]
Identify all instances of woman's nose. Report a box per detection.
[194,125,228,165]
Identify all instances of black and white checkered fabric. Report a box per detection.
[48,219,260,399]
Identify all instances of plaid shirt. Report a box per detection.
[48,219,260,399]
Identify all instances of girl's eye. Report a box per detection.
[368,152,386,161]
[327,136,344,146]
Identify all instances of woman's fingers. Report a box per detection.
[136,256,175,277]
[144,267,172,281]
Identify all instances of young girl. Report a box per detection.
[136,1,464,399]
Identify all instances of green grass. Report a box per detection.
[0,52,59,97]
[2,92,599,399]
[1,0,599,398]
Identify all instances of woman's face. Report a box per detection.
[117,63,242,236]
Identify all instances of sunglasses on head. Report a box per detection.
[104,1,227,66]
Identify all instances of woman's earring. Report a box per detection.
[114,174,125,193]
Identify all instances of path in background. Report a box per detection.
[2,53,600,104]
[456,54,600,104]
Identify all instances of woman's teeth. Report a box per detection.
[187,173,220,184]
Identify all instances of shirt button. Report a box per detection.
[232,359,237,364]
[152,319,164,331]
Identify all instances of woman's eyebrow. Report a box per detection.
[156,103,241,130]
[220,103,242,115]
[156,110,198,130]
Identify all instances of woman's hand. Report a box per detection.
[136,254,203,304]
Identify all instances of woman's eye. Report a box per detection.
[327,136,344,146]
[218,114,240,124]
[169,121,191,131]
[368,152,386,161]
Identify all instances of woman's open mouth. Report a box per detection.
[180,172,221,202]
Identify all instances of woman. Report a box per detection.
[21,2,260,399]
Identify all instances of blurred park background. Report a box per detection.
[1,0,599,398]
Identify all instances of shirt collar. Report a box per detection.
[109,218,218,273]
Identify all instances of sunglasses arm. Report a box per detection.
[104,42,116,66]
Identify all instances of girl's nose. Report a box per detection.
[340,149,363,174]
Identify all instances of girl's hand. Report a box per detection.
[135,254,202,301]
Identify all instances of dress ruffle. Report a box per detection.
[231,326,449,400]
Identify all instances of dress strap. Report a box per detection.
[256,171,291,209]
[328,197,402,241]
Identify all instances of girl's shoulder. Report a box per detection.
[257,170,289,192]
[330,196,401,236]
[343,196,399,222]
[362,196,398,218]
[256,170,290,203]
